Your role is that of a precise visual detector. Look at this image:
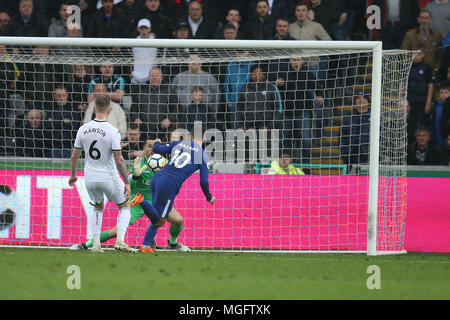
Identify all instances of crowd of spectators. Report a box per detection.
[0,0,449,167]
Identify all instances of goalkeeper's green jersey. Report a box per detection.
[128,156,154,201]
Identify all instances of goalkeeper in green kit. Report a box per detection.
[70,139,190,252]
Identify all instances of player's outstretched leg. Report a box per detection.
[70,229,113,250]
[140,222,159,253]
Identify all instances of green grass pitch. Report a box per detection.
[0,248,448,300]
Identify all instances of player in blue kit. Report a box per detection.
[131,127,216,252]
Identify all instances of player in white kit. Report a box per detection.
[69,96,137,253]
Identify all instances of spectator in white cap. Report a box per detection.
[132,18,158,84]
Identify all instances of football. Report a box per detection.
[0,185,18,232]
[147,154,167,172]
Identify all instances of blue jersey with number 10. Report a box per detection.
[152,140,212,201]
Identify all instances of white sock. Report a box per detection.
[116,206,131,243]
[92,207,103,247]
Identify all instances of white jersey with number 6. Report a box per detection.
[74,119,121,182]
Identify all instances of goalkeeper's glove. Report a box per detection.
[132,157,147,178]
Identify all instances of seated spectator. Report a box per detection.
[406,48,434,133]
[0,11,10,33]
[340,91,371,165]
[222,23,238,40]
[143,0,173,39]
[117,0,146,38]
[121,123,146,160]
[402,9,443,75]
[214,7,244,39]
[83,83,127,139]
[247,0,292,21]
[87,63,125,103]
[407,125,442,165]
[86,0,121,38]
[48,1,84,37]
[431,84,450,146]
[179,0,215,39]
[236,64,281,131]
[131,19,158,84]
[267,150,305,175]
[244,0,277,40]
[171,53,220,113]
[372,0,419,49]
[425,0,450,41]
[2,0,49,37]
[130,66,175,139]
[14,109,51,158]
[268,16,295,40]
[180,86,216,132]
[46,86,80,158]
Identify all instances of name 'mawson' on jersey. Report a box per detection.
[152,140,212,201]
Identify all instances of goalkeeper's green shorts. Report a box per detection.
[129,193,151,225]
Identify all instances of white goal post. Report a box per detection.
[0,37,416,255]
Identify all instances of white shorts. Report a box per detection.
[85,176,127,206]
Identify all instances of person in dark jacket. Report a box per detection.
[407,48,434,134]
[129,67,176,139]
[440,132,450,166]
[340,91,372,165]
[14,109,51,158]
[178,0,215,39]
[440,93,450,144]
[372,0,420,49]
[2,0,49,37]
[45,86,81,158]
[143,0,174,39]
[407,125,442,165]
[86,0,122,38]
[244,0,276,40]
[277,57,316,159]
[246,0,292,21]
[117,0,146,38]
[236,64,280,131]
[180,85,216,132]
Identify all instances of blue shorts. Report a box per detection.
[150,174,177,220]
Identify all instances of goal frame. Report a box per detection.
[0,37,398,255]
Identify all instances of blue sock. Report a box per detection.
[140,199,159,225]
[143,223,159,247]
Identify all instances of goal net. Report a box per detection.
[0,38,416,255]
